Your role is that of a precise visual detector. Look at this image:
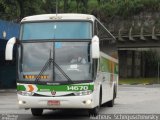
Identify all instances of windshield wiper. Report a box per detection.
[35,50,74,84]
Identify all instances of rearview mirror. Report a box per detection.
[91,35,100,59]
[5,37,16,60]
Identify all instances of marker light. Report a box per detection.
[23,75,48,79]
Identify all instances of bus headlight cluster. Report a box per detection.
[17,91,34,96]
[74,90,92,96]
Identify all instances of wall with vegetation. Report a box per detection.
[1,0,160,35]
[0,0,160,21]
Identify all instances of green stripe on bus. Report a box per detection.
[37,84,93,92]
[17,85,26,91]
[17,83,94,92]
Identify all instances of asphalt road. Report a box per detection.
[0,85,160,120]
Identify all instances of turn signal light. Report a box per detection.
[23,75,48,79]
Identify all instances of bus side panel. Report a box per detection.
[99,54,118,104]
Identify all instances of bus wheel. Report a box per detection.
[89,90,101,116]
[31,108,43,116]
[114,86,117,99]
[89,106,99,116]
[107,89,115,107]
[107,98,114,107]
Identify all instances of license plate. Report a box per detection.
[47,100,60,105]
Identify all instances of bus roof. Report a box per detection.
[21,14,96,22]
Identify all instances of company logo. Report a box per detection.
[51,91,56,95]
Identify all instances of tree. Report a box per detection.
[0,0,20,21]
[0,0,44,22]
[42,0,56,13]
[63,0,69,12]
[76,0,88,13]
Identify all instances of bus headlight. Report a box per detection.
[18,100,26,104]
[17,91,34,96]
[74,90,92,96]
[83,99,92,104]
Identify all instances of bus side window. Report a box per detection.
[93,59,98,79]
[94,21,99,36]
[96,20,105,51]
[98,58,100,72]
[96,20,116,55]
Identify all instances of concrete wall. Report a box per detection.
[119,50,142,78]
[119,48,160,78]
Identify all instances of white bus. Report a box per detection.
[5,14,118,116]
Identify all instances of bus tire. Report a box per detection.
[107,98,114,107]
[31,108,43,116]
[114,85,117,99]
[89,106,99,116]
[107,88,116,107]
[89,88,102,116]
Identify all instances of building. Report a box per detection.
[0,20,19,88]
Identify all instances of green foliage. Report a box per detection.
[40,0,56,13]
[116,0,143,17]
[0,0,45,21]
[99,2,116,17]
[0,0,20,21]
[140,0,160,11]
[23,0,44,15]
[97,0,160,20]
[0,0,160,22]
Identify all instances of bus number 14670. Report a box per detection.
[67,86,89,91]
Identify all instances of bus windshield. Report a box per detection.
[21,21,92,40]
[18,42,92,83]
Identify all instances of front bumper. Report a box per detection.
[17,94,95,109]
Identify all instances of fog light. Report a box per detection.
[18,100,26,104]
[83,99,92,104]
[86,100,92,104]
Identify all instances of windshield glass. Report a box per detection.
[18,42,92,83]
[21,22,92,40]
